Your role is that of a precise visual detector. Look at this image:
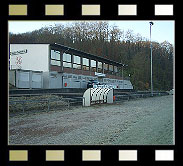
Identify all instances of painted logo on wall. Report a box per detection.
[10,49,27,56]
[15,56,22,69]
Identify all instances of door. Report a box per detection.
[32,72,42,88]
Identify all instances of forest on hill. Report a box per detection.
[9,21,174,90]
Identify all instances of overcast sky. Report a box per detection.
[8,20,174,44]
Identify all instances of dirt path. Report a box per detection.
[9,95,174,145]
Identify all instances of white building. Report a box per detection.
[9,43,133,89]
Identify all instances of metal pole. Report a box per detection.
[47,99,50,112]
[122,66,124,89]
[122,65,124,80]
[149,22,154,96]
[122,64,124,89]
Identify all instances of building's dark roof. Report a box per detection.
[50,43,124,67]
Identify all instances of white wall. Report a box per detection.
[10,44,49,72]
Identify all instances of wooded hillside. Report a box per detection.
[9,21,174,90]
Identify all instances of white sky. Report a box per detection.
[8,20,175,44]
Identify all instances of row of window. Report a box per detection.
[50,50,119,73]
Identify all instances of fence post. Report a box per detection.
[47,99,50,112]
[22,101,25,113]
[67,100,70,108]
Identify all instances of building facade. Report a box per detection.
[9,43,133,89]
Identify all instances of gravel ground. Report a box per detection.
[9,95,174,145]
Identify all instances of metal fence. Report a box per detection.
[9,97,84,113]
[114,91,169,102]
[9,91,169,113]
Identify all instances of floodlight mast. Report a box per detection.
[149,21,154,96]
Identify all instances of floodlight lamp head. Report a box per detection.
[149,22,154,26]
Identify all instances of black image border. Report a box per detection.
[0,0,180,166]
